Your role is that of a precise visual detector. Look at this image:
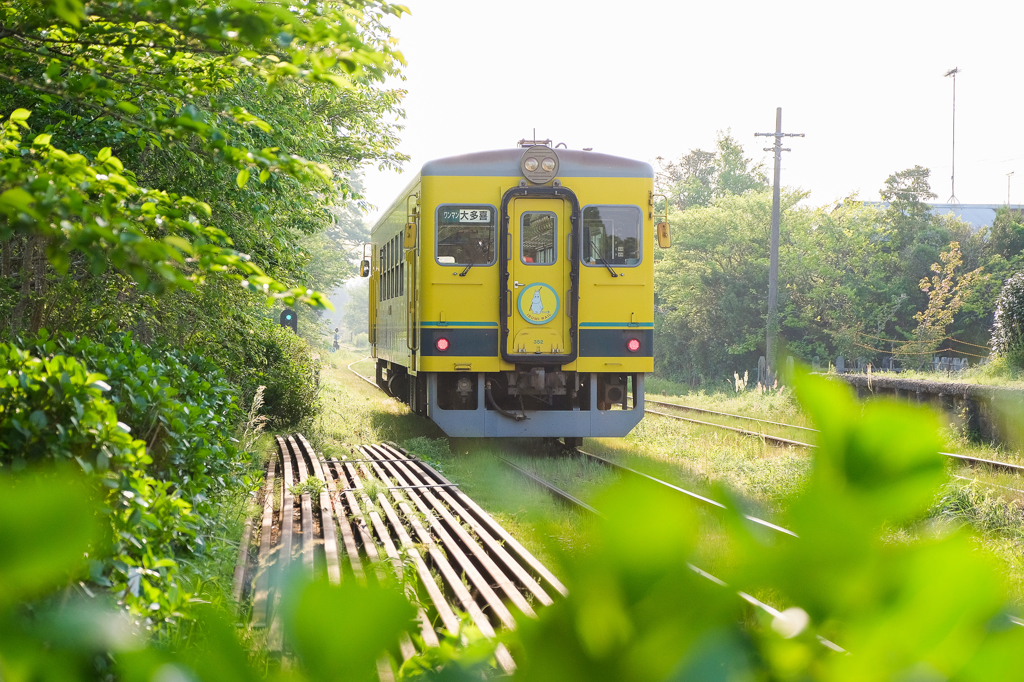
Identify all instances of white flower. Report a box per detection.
[92,380,111,391]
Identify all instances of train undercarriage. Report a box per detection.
[376,361,644,439]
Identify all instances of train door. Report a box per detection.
[507,197,572,357]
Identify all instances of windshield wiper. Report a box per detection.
[459,263,473,276]
[589,238,618,277]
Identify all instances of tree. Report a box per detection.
[342,278,369,340]
[656,132,767,210]
[896,241,986,367]
[985,207,1024,261]
[0,0,408,340]
[991,272,1024,368]
[654,189,810,385]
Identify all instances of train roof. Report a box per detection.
[421,148,653,179]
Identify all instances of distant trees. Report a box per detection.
[656,132,768,210]
[653,140,1021,387]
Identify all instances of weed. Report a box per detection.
[241,385,270,453]
[289,478,326,500]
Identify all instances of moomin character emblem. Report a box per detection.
[530,289,543,315]
[517,283,559,325]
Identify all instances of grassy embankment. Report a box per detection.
[307,355,1024,607]
[644,374,1024,608]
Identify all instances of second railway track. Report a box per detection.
[641,397,1024,475]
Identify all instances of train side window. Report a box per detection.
[436,205,496,266]
[400,262,404,296]
[520,211,557,265]
[581,205,642,267]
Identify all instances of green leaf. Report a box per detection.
[116,101,140,115]
[9,108,31,122]
[32,133,52,146]
[45,60,62,80]
[235,168,249,188]
[96,147,112,162]
[0,473,100,605]
[0,187,35,212]
[287,580,415,681]
[49,0,85,27]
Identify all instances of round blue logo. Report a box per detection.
[517,283,560,325]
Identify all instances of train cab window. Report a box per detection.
[436,205,496,266]
[582,205,642,267]
[521,211,557,265]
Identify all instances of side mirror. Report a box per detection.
[360,259,370,277]
[656,222,671,249]
[403,222,416,249]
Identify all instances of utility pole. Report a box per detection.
[1008,171,1015,206]
[754,107,804,382]
[944,67,959,204]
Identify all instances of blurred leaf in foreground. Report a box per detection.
[287,579,416,682]
[0,470,101,606]
[512,370,1024,682]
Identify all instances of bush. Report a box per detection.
[0,330,247,624]
[213,316,320,428]
[992,272,1024,368]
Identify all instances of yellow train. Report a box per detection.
[362,140,669,444]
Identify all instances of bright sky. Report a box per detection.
[361,0,1024,221]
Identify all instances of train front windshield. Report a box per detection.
[582,205,641,266]
[436,206,496,265]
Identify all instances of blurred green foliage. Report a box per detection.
[0,330,248,622]
[6,372,1024,680]
[507,373,1024,681]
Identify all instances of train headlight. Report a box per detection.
[627,338,641,353]
[520,145,559,184]
[436,337,450,352]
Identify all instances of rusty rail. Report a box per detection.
[234,434,566,675]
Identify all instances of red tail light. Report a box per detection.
[627,338,641,352]
[436,337,450,352]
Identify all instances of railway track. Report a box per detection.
[494,455,844,652]
[348,357,1024,640]
[642,398,1024,475]
[350,356,1015,493]
[232,433,566,676]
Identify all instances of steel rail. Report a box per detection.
[642,402,1024,474]
[497,458,846,651]
[355,356,1022,475]
[643,397,818,432]
[498,457,603,516]
[645,407,813,448]
[576,448,797,538]
[348,357,379,388]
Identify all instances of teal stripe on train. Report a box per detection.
[579,322,654,328]
[420,321,499,327]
